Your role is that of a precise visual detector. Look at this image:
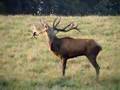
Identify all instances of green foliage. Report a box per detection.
[0,0,120,15]
[0,2,6,14]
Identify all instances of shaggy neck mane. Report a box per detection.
[46,30,59,46]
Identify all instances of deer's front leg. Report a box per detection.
[61,59,67,76]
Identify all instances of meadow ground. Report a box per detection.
[0,15,120,90]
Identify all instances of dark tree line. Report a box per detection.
[0,0,120,15]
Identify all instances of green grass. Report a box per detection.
[0,15,120,90]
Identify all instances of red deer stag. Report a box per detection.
[32,18,102,80]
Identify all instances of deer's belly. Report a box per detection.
[66,51,85,58]
[60,49,85,59]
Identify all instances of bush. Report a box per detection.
[0,2,6,14]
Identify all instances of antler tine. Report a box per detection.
[40,19,46,26]
[53,17,57,28]
[55,17,61,27]
[62,22,73,30]
[53,17,61,28]
[66,23,80,32]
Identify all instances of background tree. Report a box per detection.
[0,0,120,15]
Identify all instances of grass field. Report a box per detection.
[0,15,120,90]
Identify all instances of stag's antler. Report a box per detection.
[53,17,80,32]
[40,19,48,27]
[53,17,61,29]
[59,22,80,32]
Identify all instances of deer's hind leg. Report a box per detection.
[87,55,100,80]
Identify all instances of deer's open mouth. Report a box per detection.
[32,30,47,39]
[31,32,38,39]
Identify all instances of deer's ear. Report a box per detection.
[44,24,48,28]
[40,19,48,27]
[44,23,48,27]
